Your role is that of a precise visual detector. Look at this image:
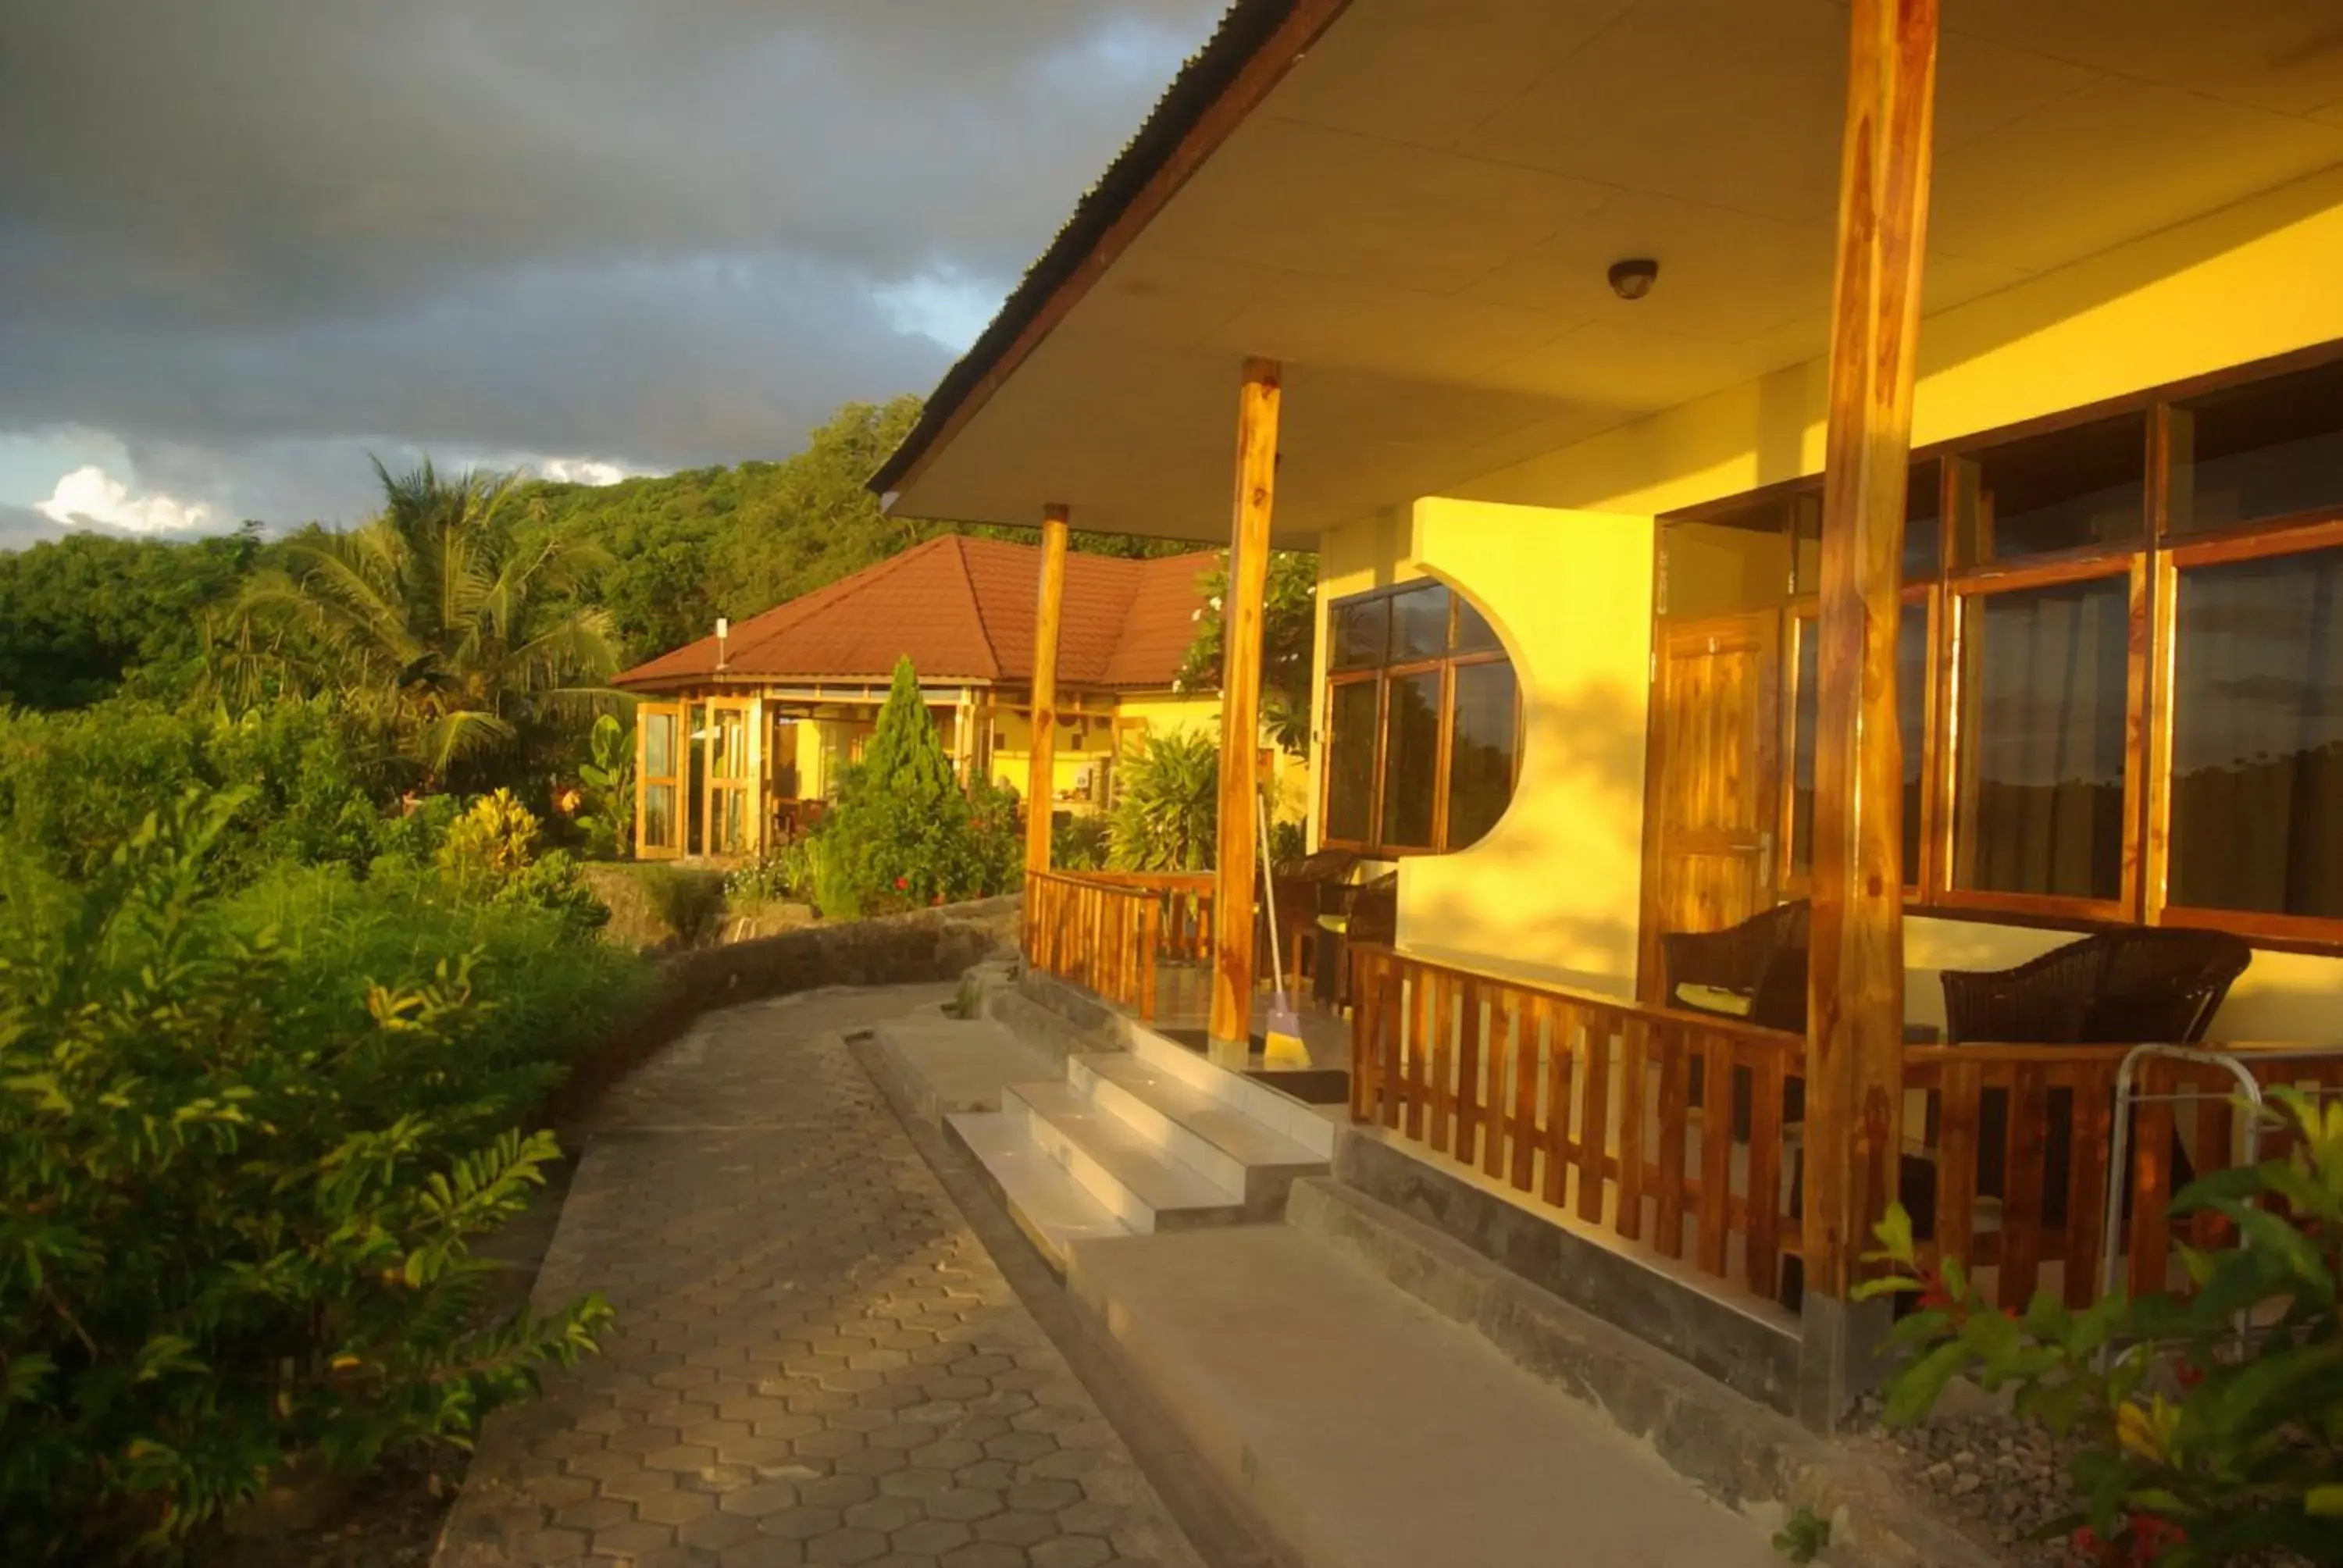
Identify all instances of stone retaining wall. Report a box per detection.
[541,893,1020,1131]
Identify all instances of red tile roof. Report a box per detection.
[614,535,1218,693]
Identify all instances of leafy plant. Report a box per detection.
[808,658,1016,918]
[634,863,727,947]
[1175,550,1318,755]
[1052,813,1111,871]
[1858,1089,2343,1566]
[1772,1505,1833,1563]
[575,713,635,860]
[726,840,815,906]
[432,791,607,935]
[1268,816,1307,871]
[1108,728,1218,872]
[0,794,618,1561]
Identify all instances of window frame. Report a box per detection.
[1318,581,1521,858]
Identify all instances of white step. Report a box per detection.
[1125,1028,1339,1160]
[1068,1052,1326,1206]
[945,1110,1129,1269]
[1002,1079,1246,1233]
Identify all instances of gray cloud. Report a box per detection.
[0,0,1221,525]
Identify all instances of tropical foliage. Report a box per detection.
[0,793,634,1560]
[1176,549,1318,754]
[1108,728,1219,871]
[574,713,635,859]
[1860,1089,2343,1566]
[808,657,1019,918]
[219,460,619,790]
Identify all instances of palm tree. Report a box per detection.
[221,459,619,788]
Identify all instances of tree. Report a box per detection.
[1177,551,1318,754]
[1108,729,1219,871]
[0,527,261,709]
[221,460,618,789]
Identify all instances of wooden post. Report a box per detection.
[1800,0,1938,1432]
[1208,358,1282,1050]
[1025,506,1070,875]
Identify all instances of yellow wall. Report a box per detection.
[1384,499,1657,998]
[1343,166,2343,1037]
[987,697,1124,810]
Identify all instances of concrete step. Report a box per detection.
[1002,1078,1247,1233]
[1065,1224,1781,1568]
[944,1110,1129,1269]
[870,1014,1057,1120]
[1123,1025,1339,1161]
[1068,1051,1325,1211]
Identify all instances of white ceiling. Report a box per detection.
[893,0,2343,543]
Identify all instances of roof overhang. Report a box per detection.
[877,0,2343,543]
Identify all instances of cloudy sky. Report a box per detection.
[0,0,1223,548]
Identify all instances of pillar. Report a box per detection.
[1025,505,1070,875]
[1801,0,1938,1431]
[1208,358,1282,1050]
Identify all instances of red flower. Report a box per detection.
[894,875,910,891]
[2173,1360,2205,1391]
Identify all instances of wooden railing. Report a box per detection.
[1022,869,1214,1021]
[1349,945,1806,1305]
[1351,943,2343,1318]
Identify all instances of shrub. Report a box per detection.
[726,840,815,906]
[809,658,1016,918]
[1108,728,1218,871]
[1859,1089,2343,1566]
[0,794,627,1560]
[433,790,608,937]
[574,713,634,861]
[1051,813,1111,871]
[1268,816,1307,871]
[634,863,726,946]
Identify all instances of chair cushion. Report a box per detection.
[1674,984,1754,1017]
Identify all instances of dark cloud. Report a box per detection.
[0,0,1221,522]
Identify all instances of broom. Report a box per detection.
[1257,782,1308,1066]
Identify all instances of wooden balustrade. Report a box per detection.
[1350,948,2343,1319]
[1349,946,1806,1305]
[1022,869,1214,1021]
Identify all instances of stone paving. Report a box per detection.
[437,985,1206,1568]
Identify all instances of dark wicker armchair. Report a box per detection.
[1940,927,2252,1224]
[1311,870,1397,1010]
[1659,900,1810,1034]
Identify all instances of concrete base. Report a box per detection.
[1065,1224,1783,1568]
[868,1010,1056,1121]
[1799,1289,1899,1434]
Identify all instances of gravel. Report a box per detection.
[1846,1394,2082,1566]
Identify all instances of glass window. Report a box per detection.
[1953,577,2130,902]
[1904,460,1943,583]
[1325,680,1379,843]
[1332,597,1388,670]
[1453,595,1500,654]
[1790,604,1928,885]
[1960,415,2146,565]
[644,784,676,848]
[1664,504,1792,618]
[2168,546,2343,918]
[644,711,676,777]
[1446,662,1517,850]
[1379,670,1443,850]
[1390,584,1451,661]
[2169,358,2343,536]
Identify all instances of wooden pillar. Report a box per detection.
[1208,358,1282,1049]
[1801,0,1938,1431]
[1025,506,1070,875]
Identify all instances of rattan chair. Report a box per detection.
[1659,900,1810,1034]
[1315,871,1397,1011]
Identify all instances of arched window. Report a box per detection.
[1320,579,1520,855]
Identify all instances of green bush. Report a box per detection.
[1051,813,1111,871]
[431,790,608,937]
[574,713,634,861]
[810,658,1018,918]
[634,863,727,946]
[1108,728,1218,871]
[726,840,815,906]
[1860,1089,2343,1566]
[0,794,634,1560]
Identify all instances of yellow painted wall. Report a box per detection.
[1386,497,1657,999]
[1392,166,2343,1037]
[987,698,1124,809]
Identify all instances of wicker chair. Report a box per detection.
[1659,900,1810,1034]
[1940,927,2252,1224]
[1272,849,1360,997]
[1314,871,1397,1010]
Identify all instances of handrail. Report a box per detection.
[1021,868,1215,1021]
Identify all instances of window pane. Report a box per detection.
[1332,597,1388,670]
[1953,577,2130,901]
[1453,595,1500,653]
[1904,461,1942,583]
[1664,504,1791,617]
[1390,584,1451,661]
[644,783,676,848]
[1790,604,1926,885]
[645,711,675,777]
[1962,415,2145,565]
[2170,358,2343,536]
[1446,662,1517,850]
[1325,681,1379,843]
[2169,547,2343,918]
[1379,670,1442,850]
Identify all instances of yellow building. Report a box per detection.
[871,0,2343,1428]
[612,534,1242,859]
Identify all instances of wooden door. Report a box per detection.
[1641,612,1782,996]
[637,701,684,859]
[703,698,758,860]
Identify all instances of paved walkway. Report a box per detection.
[438,985,1206,1568]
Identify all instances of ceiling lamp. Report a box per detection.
[1608,258,1660,301]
